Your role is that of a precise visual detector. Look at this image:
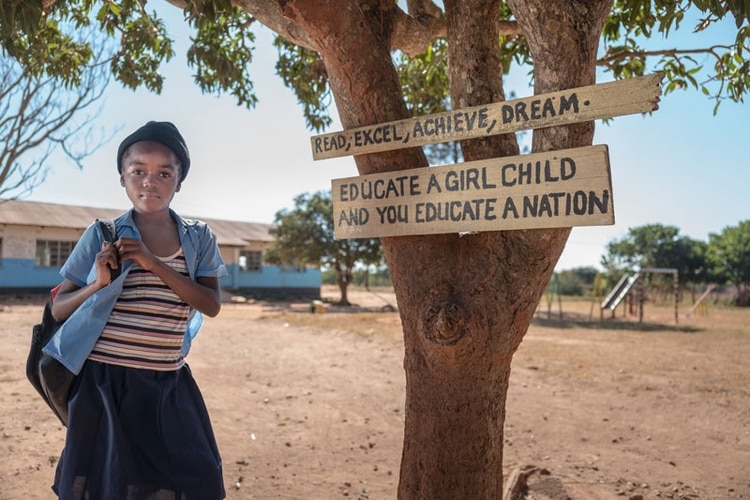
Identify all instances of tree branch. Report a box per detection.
[0,53,112,199]
[175,0,520,58]
[599,44,734,67]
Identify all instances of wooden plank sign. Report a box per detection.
[312,73,663,160]
[332,145,614,239]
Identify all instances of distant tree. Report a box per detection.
[352,264,393,289]
[603,224,680,269]
[601,223,674,294]
[363,265,392,287]
[265,191,383,305]
[674,238,709,301]
[707,220,750,305]
[0,48,111,199]
[601,223,708,298]
[556,266,599,296]
[321,264,391,288]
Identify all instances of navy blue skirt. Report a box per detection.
[53,361,225,499]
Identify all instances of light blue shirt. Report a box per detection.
[43,209,227,374]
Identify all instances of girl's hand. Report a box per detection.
[95,241,120,286]
[52,242,120,322]
[114,237,157,271]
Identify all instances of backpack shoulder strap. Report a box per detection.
[97,218,117,243]
[96,218,120,281]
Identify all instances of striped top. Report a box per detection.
[88,249,190,371]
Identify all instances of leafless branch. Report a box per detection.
[0,52,114,199]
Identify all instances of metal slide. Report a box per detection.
[601,273,641,311]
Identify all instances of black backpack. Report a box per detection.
[25,218,118,426]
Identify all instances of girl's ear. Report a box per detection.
[175,182,182,193]
[120,175,125,187]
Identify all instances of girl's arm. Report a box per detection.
[51,241,120,322]
[115,237,222,317]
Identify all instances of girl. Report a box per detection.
[47,121,227,499]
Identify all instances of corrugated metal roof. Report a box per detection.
[0,199,123,229]
[0,199,273,247]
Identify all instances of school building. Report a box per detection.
[0,199,321,298]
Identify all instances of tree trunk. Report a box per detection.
[280,0,611,497]
[337,275,350,305]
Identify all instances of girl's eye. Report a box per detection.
[160,171,172,178]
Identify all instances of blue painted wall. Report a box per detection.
[0,258,65,289]
[220,263,321,297]
[0,258,320,297]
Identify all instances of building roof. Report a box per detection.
[0,199,274,247]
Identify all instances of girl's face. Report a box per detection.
[120,141,182,213]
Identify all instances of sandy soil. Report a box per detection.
[1,286,748,499]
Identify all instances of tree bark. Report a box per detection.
[250,0,612,497]
[396,2,610,497]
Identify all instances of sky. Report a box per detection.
[18,5,749,271]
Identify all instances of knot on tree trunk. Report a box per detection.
[420,282,466,345]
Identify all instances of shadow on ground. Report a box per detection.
[532,311,703,333]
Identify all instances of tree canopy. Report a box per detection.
[601,223,708,286]
[707,219,750,302]
[265,191,383,305]
[1,1,748,124]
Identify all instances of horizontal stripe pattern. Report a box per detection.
[89,251,190,371]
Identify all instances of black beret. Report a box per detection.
[117,121,191,182]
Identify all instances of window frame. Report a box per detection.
[36,239,76,268]
[238,250,263,272]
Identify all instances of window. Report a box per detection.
[238,250,262,271]
[36,240,75,267]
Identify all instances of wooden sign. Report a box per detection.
[332,145,614,239]
[312,73,663,160]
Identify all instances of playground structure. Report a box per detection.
[540,268,715,325]
[686,284,716,317]
[600,267,679,324]
[542,272,564,320]
[600,273,641,314]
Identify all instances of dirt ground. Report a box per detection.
[1,285,748,499]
